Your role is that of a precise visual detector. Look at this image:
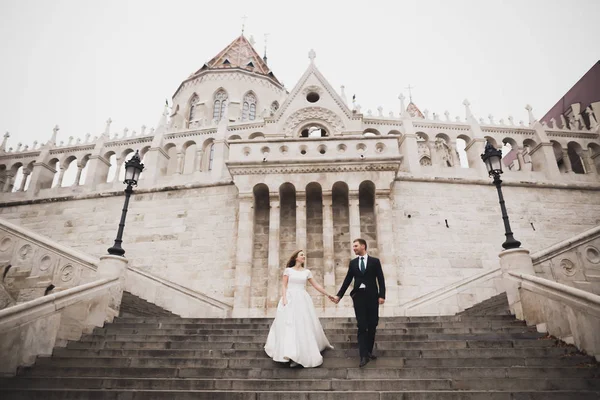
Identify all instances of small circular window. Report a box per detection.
[306,92,320,103]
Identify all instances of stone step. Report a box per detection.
[119,292,179,318]
[2,377,600,391]
[90,326,539,336]
[30,354,594,369]
[78,332,548,344]
[106,320,528,329]
[112,315,519,324]
[65,338,558,351]
[2,389,600,400]
[51,346,579,359]
[17,365,600,379]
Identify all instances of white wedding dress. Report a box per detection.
[264,268,333,367]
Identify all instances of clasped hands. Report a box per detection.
[326,295,385,305]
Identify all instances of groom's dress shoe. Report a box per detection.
[368,353,377,360]
[359,357,370,368]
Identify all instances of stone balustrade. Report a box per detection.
[0,218,98,308]
[531,226,600,295]
[508,271,600,362]
[0,276,120,376]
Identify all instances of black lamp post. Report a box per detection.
[107,150,144,256]
[481,142,522,250]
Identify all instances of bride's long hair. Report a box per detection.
[285,250,304,268]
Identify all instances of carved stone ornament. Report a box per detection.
[39,255,53,271]
[60,265,75,282]
[559,259,576,276]
[301,85,322,96]
[18,244,33,260]
[283,107,345,136]
[0,237,12,252]
[585,246,600,264]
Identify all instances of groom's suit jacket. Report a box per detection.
[337,256,386,300]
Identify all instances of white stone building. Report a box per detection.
[0,35,599,318]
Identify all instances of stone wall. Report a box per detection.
[392,180,600,310]
[0,184,239,306]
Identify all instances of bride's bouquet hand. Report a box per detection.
[282,298,288,306]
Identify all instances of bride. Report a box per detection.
[264,249,335,368]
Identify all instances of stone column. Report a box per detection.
[74,164,84,186]
[174,152,184,175]
[528,143,561,179]
[562,149,572,173]
[591,153,600,176]
[112,158,124,183]
[516,149,526,171]
[195,150,204,172]
[322,195,336,302]
[375,194,398,314]
[348,192,361,257]
[2,174,14,193]
[55,169,65,188]
[580,150,595,174]
[498,248,535,320]
[266,196,281,309]
[449,141,460,167]
[233,194,255,317]
[296,193,307,251]
[18,171,30,192]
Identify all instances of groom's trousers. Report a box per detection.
[352,291,379,358]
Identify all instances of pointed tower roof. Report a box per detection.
[194,35,281,86]
[406,101,424,119]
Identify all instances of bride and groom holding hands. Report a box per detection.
[264,238,386,368]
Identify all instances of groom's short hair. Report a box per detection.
[353,238,367,250]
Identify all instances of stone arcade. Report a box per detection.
[0,35,599,319]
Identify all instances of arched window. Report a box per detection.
[213,90,228,121]
[188,94,199,123]
[270,101,279,115]
[208,144,215,171]
[242,92,257,121]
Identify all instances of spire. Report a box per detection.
[49,125,59,145]
[0,132,9,152]
[340,85,348,105]
[398,94,406,116]
[525,104,536,126]
[154,102,169,135]
[308,49,316,64]
[463,99,474,121]
[263,33,269,64]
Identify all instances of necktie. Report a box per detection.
[360,257,365,274]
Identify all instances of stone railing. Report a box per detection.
[126,266,233,317]
[0,218,98,308]
[508,271,600,361]
[399,267,502,316]
[0,276,120,376]
[531,225,600,295]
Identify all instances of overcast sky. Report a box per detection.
[1,0,598,149]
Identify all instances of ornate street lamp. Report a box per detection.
[107,150,144,256]
[481,142,521,250]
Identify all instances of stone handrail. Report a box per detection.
[126,266,233,318]
[508,271,600,361]
[0,217,100,307]
[399,267,502,316]
[530,225,600,294]
[0,276,119,376]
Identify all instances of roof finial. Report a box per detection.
[241,15,247,35]
[50,125,59,145]
[263,33,270,63]
[398,93,406,115]
[1,132,9,152]
[405,84,415,103]
[308,49,316,63]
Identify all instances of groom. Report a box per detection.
[333,238,386,368]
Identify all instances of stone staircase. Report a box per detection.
[1,297,600,399]
[118,291,180,318]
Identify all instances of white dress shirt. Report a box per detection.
[358,253,368,288]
